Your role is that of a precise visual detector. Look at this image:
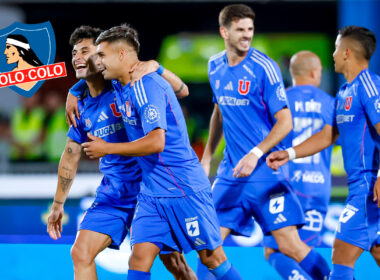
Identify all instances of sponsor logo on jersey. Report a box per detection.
[336,114,355,124]
[291,170,325,184]
[344,96,352,111]
[186,220,200,237]
[224,81,233,91]
[144,105,160,124]
[93,122,124,138]
[238,79,251,95]
[269,196,284,214]
[274,213,287,224]
[218,96,250,106]
[97,111,108,123]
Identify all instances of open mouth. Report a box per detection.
[75,63,87,71]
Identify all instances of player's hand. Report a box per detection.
[266,150,289,170]
[233,152,259,178]
[47,203,64,240]
[130,60,159,86]
[66,92,79,127]
[373,178,380,207]
[82,133,108,159]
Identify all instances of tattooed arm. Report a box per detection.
[47,138,81,240]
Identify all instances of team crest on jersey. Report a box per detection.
[374,98,380,113]
[85,118,92,128]
[238,79,251,95]
[344,96,352,111]
[276,84,287,101]
[110,103,122,117]
[124,101,132,117]
[144,104,160,124]
[0,22,66,97]
[269,196,284,214]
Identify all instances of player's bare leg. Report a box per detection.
[160,251,198,280]
[71,229,112,280]
[370,244,380,267]
[332,238,363,267]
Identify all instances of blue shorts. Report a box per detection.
[263,209,326,248]
[130,189,223,254]
[212,178,305,236]
[335,192,380,251]
[79,180,140,250]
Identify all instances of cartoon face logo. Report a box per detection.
[0,22,65,97]
[144,105,160,124]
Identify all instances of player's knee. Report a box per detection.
[199,247,227,269]
[160,253,189,277]
[71,243,93,267]
[264,247,276,260]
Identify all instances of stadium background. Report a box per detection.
[0,0,379,279]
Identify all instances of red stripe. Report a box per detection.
[360,122,367,157]
[159,154,185,196]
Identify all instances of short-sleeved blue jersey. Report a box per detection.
[208,47,289,181]
[284,85,335,210]
[335,69,380,191]
[68,81,142,194]
[113,73,210,197]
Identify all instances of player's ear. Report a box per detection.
[219,26,228,40]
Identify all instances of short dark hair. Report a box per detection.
[95,24,140,54]
[69,25,103,46]
[219,4,255,28]
[339,25,377,61]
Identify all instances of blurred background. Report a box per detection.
[0,0,379,279]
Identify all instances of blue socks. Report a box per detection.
[197,258,216,280]
[127,270,151,280]
[197,259,242,280]
[329,264,354,280]
[299,249,330,280]
[209,260,242,280]
[268,252,312,280]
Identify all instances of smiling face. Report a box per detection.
[96,41,124,80]
[71,38,100,79]
[221,17,254,55]
[4,44,20,64]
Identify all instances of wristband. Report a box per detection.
[250,147,264,159]
[156,64,164,76]
[377,170,380,178]
[286,147,296,161]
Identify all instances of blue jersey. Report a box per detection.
[113,73,210,197]
[68,81,142,201]
[285,85,335,211]
[208,47,289,182]
[335,69,380,192]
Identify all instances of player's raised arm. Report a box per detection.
[47,138,81,240]
[267,124,338,170]
[201,104,223,176]
[130,60,189,98]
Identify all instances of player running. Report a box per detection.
[47,25,196,280]
[199,4,330,280]
[267,26,380,279]
[263,51,335,279]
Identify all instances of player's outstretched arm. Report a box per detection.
[267,123,338,170]
[201,104,223,176]
[130,60,189,98]
[82,128,165,158]
[47,139,81,240]
[66,91,79,127]
[233,108,292,178]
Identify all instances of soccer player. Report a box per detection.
[47,25,196,280]
[263,51,335,279]
[267,26,380,279]
[81,24,242,280]
[199,4,330,280]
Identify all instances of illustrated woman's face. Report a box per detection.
[4,44,20,64]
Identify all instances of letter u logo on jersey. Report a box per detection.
[125,101,132,117]
[238,80,251,95]
[110,103,122,117]
[345,96,352,111]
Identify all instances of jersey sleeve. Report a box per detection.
[261,61,289,117]
[322,95,336,127]
[67,117,87,143]
[132,77,167,135]
[69,79,87,97]
[359,82,380,127]
[207,61,218,104]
